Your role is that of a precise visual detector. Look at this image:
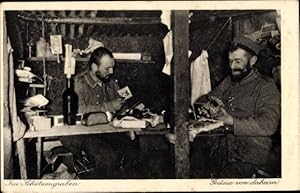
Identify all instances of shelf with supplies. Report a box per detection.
[18,14,161,25]
[27,57,155,64]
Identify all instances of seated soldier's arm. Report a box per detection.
[226,83,280,137]
[75,79,123,114]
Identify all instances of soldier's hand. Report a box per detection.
[208,96,224,107]
[111,98,125,111]
[215,107,234,126]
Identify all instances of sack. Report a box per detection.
[42,163,77,179]
[81,112,108,126]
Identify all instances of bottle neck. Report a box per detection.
[66,77,75,90]
[67,78,71,89]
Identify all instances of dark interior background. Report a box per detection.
[6,10,281,179]
[7,10,279,116]
[7,11,169,115]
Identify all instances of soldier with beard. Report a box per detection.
[192,36,281,178]
[60,47,138,179]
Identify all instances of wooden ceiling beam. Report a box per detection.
[190,10,274,22]
[17,14,161,25]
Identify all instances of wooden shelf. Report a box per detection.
[27,57,155,64]
[18,14,161,25]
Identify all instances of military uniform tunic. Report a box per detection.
[60,70,138,178]
[74,70,120,114]
[194,70,280,177]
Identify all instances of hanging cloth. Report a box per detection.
[3,14,14,179]
[161,10,172,75]
[162,31,173,75]
[7,37,26,142]
[161,10,171,30]
[190,17,232,104]
[190,50,211,104]
[162,31,192,75]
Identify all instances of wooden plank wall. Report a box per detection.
[233,11,277,37]
[11,11,169,115]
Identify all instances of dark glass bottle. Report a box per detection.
[63,77,78,125]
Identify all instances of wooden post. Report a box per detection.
[36,137,43,178]
[16,139,27,179]
[171,10,190,178]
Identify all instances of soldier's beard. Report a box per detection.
[96,72,111,83]
[230,63,252,82]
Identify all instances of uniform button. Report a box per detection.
[229,103,233,106]
[96,102,99,105]
[231,108,235,111]
[97,95,100,97]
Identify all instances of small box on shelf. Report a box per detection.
[48,114,83,127]
[29,83,46,88]
[30,116,51,131]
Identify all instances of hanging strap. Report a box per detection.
[206,17,232,51]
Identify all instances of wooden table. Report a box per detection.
[17,122,226,179]
[19,123,145,179]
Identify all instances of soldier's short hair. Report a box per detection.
[88,47,114,69]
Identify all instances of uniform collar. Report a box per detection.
[84,71,103,88]
[232,69,260,86]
